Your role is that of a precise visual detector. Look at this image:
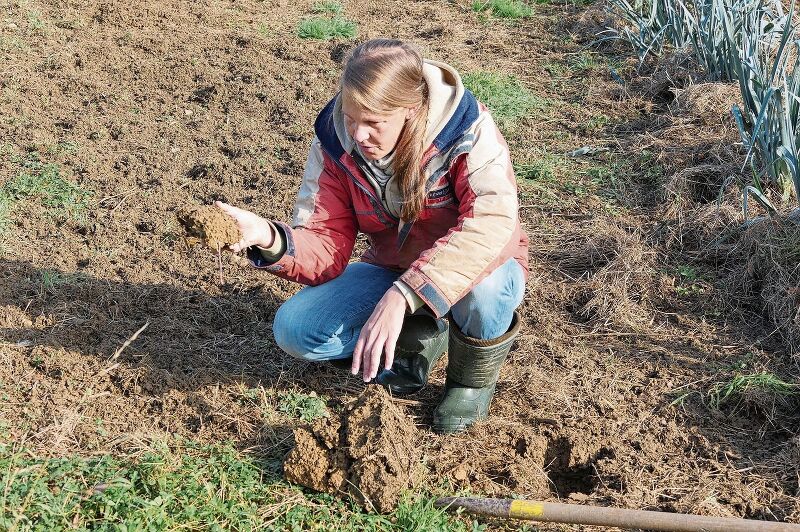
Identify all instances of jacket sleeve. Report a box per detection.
[247,136,357,285]
[398,112,522,317]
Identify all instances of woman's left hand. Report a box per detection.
[352,286,408,382]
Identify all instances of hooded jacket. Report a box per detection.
[248,59,529,318]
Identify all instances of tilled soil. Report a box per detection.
[1,0,799,527]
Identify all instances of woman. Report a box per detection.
[217,39,528,434]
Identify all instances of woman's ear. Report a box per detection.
[405,105,420,121]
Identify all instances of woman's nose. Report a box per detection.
[352,124,370,143]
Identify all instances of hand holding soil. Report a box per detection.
[214,201,275,252]
[177,205,242,250]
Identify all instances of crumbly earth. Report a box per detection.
[178,205,241,250]
[284,387,420,513]
[1,0,798,527]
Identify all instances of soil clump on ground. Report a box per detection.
[283,387,420,513]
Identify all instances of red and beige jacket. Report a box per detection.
[248,60,529,318]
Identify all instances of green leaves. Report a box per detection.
[278,390,328,422]
[299,0,354,40]
[708,371,798,408]
[608,0,800,207]
[471,0,533,19]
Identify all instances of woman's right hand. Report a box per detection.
[215,201,275,252]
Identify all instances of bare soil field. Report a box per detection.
[1,0,799,528]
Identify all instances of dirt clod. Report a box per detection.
[178,206,241,250]
[283,387,419,513]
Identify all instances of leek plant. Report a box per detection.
[607,0,800,211]
[607,0,781,80]
[687,0,758,80]
[727,2,800,214]
[606,0,692,59]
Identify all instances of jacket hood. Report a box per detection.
[314,59,479,160]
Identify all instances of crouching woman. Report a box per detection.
[218,39,528,434]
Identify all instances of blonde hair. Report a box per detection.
[341,39,430,221]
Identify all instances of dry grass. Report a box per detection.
[717,216,800,357]
[672,82,742,126]
[544,220,657,332]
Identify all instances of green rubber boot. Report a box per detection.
[432,312,521,434]
[374,313,448,396]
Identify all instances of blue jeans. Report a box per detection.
[273,259,525,362]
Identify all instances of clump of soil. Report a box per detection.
[431,422,552,497]
[178,205,241,250]
[283,387,420,513]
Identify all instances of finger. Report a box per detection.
[215,202,247,222]
[352,334,365,376]
[362,334,380,382]
[360,336,374,381]
[229,239,248,253]
[368,338,385,381]
[384,334,397,371]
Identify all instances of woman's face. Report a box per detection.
[342,93,414,161]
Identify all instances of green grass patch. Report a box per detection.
[0,152,92,234]
[462,71,542,131]
[708,372,798,408]
[0,440,478,530]
[567,52,602,73]
[543,61,567,77]
[36,270,79,298]
[45,141,80,157]
[0,36,29,53]
[312,0,344,15]
[297,16,356,40]
[515,159,556,182]
[583,165,617,188]
[471,0,533,19]
[582,114,611,133]
[278,390,328,422]
[27,10,46,31]
[40,270,69,291]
